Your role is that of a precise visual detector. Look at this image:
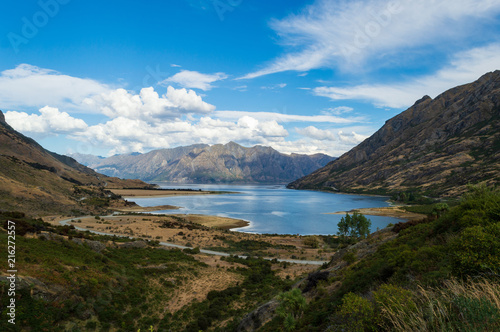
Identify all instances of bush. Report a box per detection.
[303,236,320,248]
[451,223,500,276]
[329,292,377,331]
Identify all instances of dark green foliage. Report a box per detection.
[330,292,377,331]
[391,191,435,204]
[207,238,295,255]
[276,288,307,331]
[450,295,500,331]
[451,223,500,275]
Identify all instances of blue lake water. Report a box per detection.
[128,184,401,235]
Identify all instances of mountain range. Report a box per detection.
[70,142,335,184]
[288,71,500,197]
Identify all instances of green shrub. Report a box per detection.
[329,292,377,332]
[451,223,500,275]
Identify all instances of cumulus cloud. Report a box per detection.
[0,64,110,111]
[241,0,500,78]
[314,43,500,108]
[84,86,215,120]
[69,115,289,155]
[161,70,228,90]
[5,106,88,137]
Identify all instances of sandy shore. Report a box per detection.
[113,204,180,212]
[327,206,426,221]
[109,188,233,198]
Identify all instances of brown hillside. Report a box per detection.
[0,111,152,215]
[288,71,500,197]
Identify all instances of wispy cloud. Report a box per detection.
[240,0,500,79]
[160,70,228,91]
[261,83,287,90]
[214,110,365,124]
[314,43,500,108]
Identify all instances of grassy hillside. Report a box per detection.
[0,212,297,331]
[1,185,498,331]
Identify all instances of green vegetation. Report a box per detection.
[1,185,499,331]
[337,212,371,240]
[0,224,203,331]
[169,255,294,331]
[279,185,500,331]
[276,288,307,331]
[207,238,295,256]
[0,212,295,331]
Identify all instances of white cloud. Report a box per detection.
[5,106,88,137]
[322,106,354,115]
[0,64,110,111]
[296,126,338,141]
[314,43,500,108]
[261,83,287,90]
[84,86,215,120]
[214,110,365,124]
[241,0,500,79]
[161,70,228,90]
[71,115,290,155]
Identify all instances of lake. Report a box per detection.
[128,184,401,235]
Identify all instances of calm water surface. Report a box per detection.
[129,184,401,235]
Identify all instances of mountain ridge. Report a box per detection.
[0,110,152,214]
[71,142,336,184]
[288,70,500,196]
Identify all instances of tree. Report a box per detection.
[337,212,371,240]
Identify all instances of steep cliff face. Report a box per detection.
[72,142,335,184]
[288,71,500,196]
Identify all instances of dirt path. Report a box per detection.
[57,215,328,266]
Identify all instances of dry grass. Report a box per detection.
[379,278,500,331]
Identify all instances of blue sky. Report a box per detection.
[1,0,500,157]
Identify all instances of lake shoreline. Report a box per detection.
[328,206,426,221]
[122,184,403,235]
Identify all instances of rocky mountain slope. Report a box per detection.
[288,71,500,196]
[0,111,152,214]
[71,142,335,184]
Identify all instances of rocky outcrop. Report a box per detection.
[0,110,5,124]
[288,71,500,196]
[237,299,280,332]
[71,142,335,184]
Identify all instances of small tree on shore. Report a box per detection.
[337,212,371,240]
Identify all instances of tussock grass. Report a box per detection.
[380,278,500,331]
